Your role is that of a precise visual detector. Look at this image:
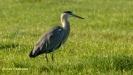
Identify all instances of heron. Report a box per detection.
[29,11,84,62]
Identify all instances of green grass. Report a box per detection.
[0,0,133,75]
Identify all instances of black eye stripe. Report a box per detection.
[63,11,72,14]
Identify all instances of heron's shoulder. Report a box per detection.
[49,26,64,32]
[51,26,63,30]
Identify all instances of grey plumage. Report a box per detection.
[29,26,64,56]
[29,11,84,62]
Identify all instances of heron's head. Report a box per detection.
[62,11,84,19]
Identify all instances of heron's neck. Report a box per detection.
[61,15,70,30]
[61,14,70,43]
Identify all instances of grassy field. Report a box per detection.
[0,0,133,75]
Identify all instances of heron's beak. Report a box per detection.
[73,14,84,19]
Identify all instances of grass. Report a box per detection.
[0,0,133,75]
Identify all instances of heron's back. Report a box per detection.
[29,26,64,58]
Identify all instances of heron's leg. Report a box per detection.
[45,53,48,62]
[51,51,54,62]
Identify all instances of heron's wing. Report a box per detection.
[29,26,64,57]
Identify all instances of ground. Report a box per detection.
[0,0,133,75]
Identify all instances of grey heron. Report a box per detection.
[29,11,84,62]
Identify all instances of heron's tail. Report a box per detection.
[29,49,37,58]
[29,46,42,58]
